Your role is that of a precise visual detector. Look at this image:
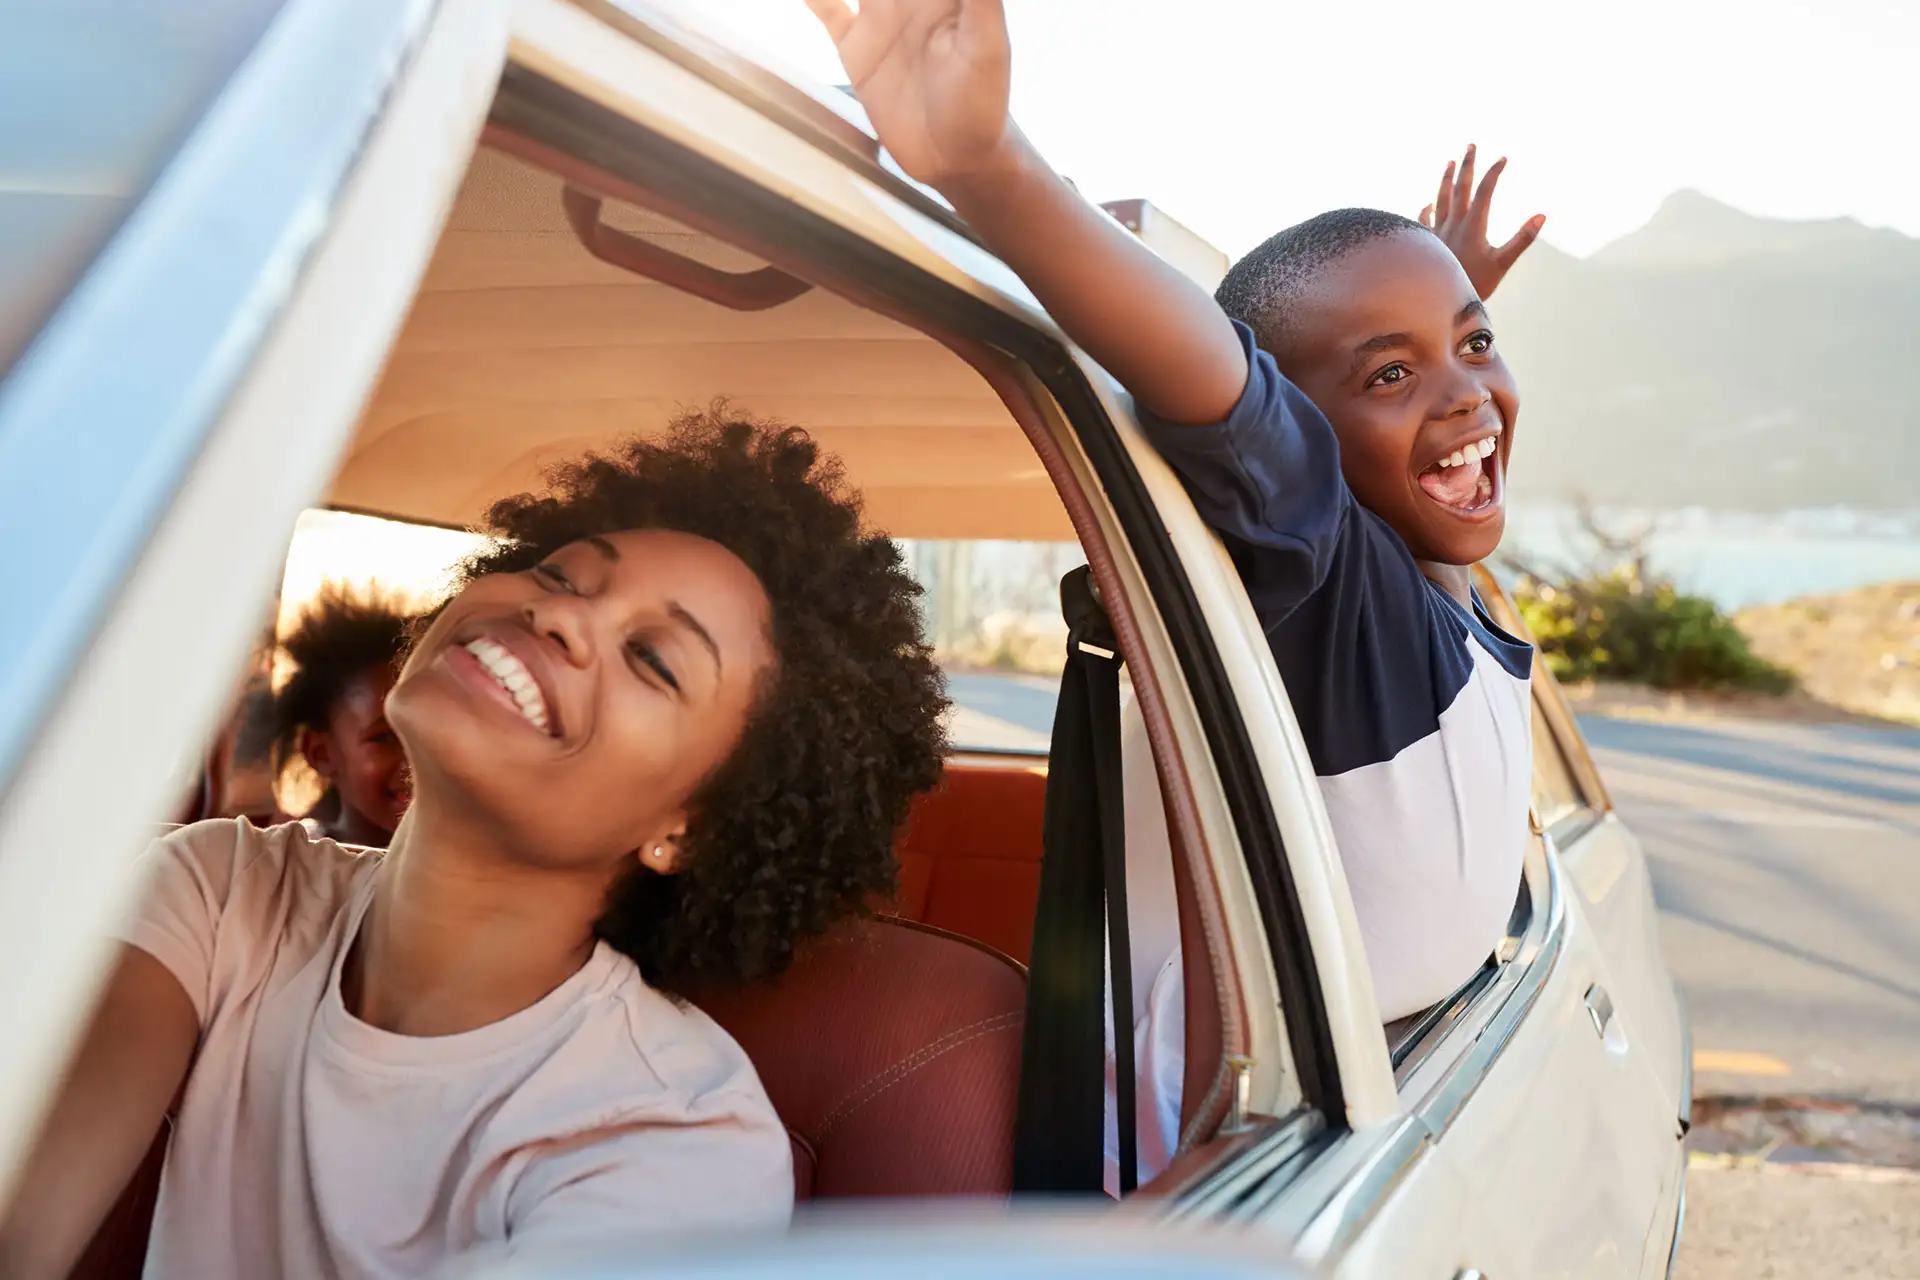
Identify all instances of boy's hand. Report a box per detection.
[806,0,1244,424]
[804,0,1014,187]
[1420,145,1546,300]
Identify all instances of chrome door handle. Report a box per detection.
[1584,983,1615,1037]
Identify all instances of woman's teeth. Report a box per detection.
[463,637,550,732]
[1433,435,1499,469]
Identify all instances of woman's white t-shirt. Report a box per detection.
[114,819,792,1278]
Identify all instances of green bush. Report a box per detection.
[1513,565,1795,693]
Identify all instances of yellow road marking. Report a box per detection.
[1693,1050,1791,1076]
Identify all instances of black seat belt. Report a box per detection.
[1013,566,1139,1195]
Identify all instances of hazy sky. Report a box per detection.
[690,0,1920,258]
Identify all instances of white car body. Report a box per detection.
[0,1,1688,1274]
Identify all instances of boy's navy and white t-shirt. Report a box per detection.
[1104,321,1533,1192]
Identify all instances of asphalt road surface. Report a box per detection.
[945,671,1920,1103]
[1584,715,1920,1105]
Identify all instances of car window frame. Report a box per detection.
[482,19,1347,1190]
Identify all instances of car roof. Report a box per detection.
[327,145,1074,541]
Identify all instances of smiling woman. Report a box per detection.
[402,411,950,989]
[0,411,949,1278]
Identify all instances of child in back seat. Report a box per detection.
[271,586,415,847]
[810,0,1544,1187]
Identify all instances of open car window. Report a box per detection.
[0,7,1344,1259]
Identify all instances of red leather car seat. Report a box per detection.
[693,916,1025,1199]
[893,760,1047,964]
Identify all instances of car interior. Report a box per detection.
[65,133,1245,1277]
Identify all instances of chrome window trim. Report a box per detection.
[1162,1108,1328,1220]
[1407,831,1566,1140]
[0,0,443,801]
[1390,814,1572,1091]
[1389,960,1501,1083]
[1291,1113,1433,1253]
[941,743,1050,762]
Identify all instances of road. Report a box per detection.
[946,671,1920,1102]
[1676,1162,1920,1279]
[1582,714,1920,1104]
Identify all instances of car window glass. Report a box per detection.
[900,538,1077,754]
[1531,697,1587,831]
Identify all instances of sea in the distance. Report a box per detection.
[1498,506,1920,611]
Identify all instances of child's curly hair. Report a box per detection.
[447,408,948,993]
[273,585,411,785]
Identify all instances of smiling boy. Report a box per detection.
[811,0,1543,1038]
[1192,200,1538,1019]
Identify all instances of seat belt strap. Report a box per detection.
[1011,567,1137,1196]
[1085,622,1138,1194]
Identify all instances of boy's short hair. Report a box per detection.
[1215,208,1430,360]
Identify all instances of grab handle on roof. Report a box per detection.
[561,186,812,311]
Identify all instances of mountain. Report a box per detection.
[1493,192,1920,511]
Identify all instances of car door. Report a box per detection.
[1531,676,1690,1125]
[1379,842,1685,1277]
[1139,688,1684,1277]
[0,0,504,1203]
[1182,579,1685,1277]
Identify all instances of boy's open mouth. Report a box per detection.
[1417,433,1502,516]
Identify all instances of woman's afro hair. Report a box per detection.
[449,408,949,993]
[273,585,411,781]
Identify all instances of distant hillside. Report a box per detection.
[1493,192,1920,511]
[1737,582,1920,725]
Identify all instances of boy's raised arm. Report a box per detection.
[806,0,1247,426]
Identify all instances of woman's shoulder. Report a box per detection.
[152,816,376,916]
[598,959,775,1115]
[486,969,795,1246]
[485,956,787,1168]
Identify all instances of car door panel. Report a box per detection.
[1274,837,1681,1278]
[1420,866,1680,1278]
[1318,1128,1482,1279]
[1555,812,1688,1119]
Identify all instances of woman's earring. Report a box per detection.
[651,846,667,863]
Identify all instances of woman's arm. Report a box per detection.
[0,945,196,1279]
